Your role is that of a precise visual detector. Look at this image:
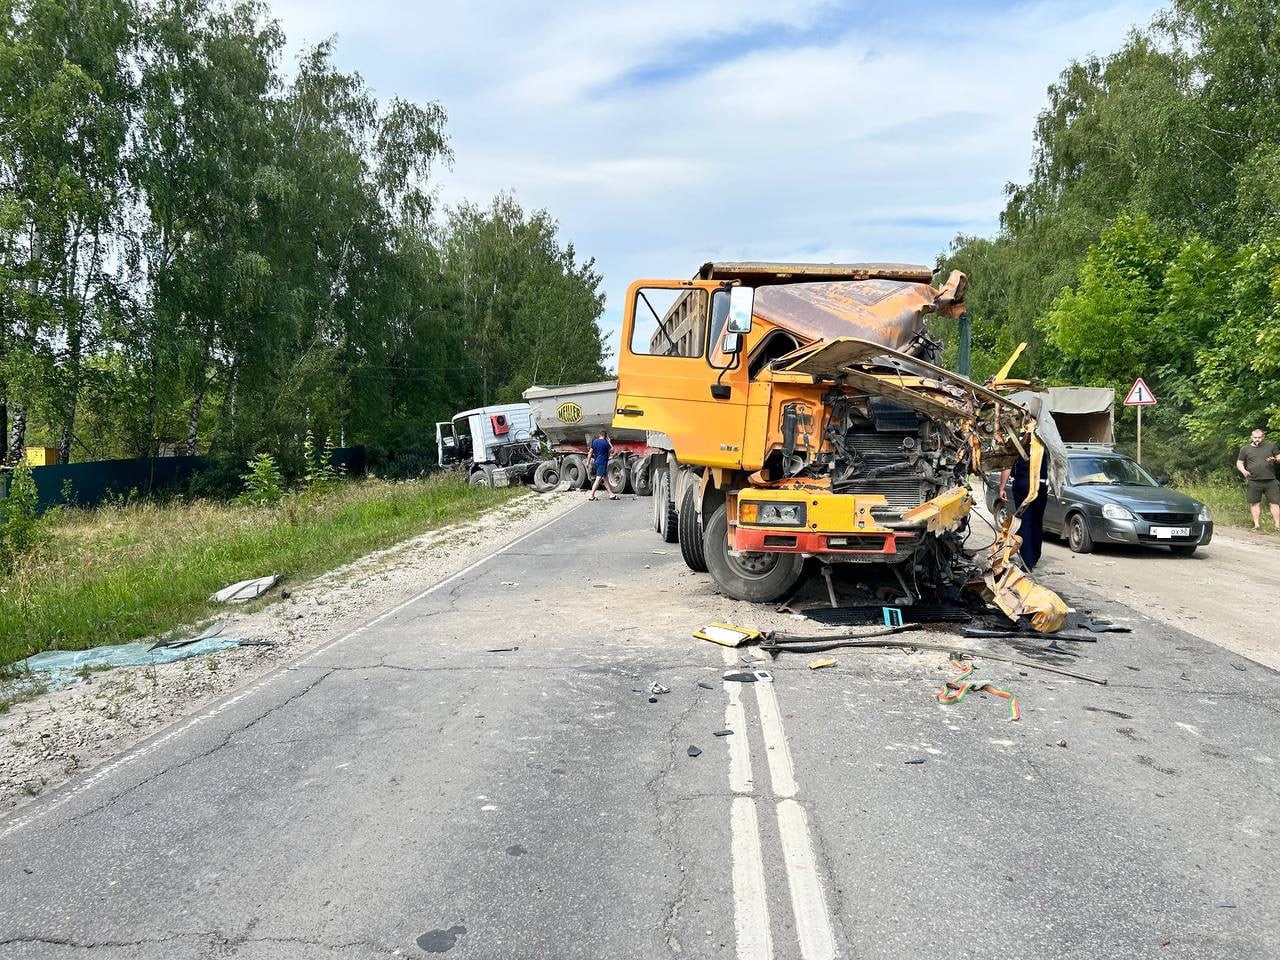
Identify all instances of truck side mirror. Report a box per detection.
[727,286,754,334]
[721,331,742,355]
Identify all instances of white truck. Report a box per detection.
[435,403,541,487]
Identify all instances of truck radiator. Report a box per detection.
[840,432,931,514]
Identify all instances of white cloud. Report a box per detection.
[268,0,1164,362]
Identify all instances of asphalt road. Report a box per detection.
[1,499,1277,959]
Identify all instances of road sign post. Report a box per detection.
[1123,377,1158,464]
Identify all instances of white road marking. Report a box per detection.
[1,501,584,840]
[722,648,754,793]
[777,798,837,960]
[754,679,798,799]
[731,797,773,960]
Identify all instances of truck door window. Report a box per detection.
[630,288,708,358]
[707,289,737,369]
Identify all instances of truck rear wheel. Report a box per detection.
[655,471,678,543]
[606,456,631,495]
[678,484,708,572]
[631,458,653,497]
[703,504,804,603]
[560,454,588,490]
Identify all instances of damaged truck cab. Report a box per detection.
[615,261,1066,630]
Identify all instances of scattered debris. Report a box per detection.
[1055,739,1068,748]
[687,745,702,757]
[806,603,972,626]
[936,659,1021,721]
[713,729,734,737]
[904,758,927,765]
[693,623,761,647]
[1082,620,1131,634]
[649,681,670,696]
[499,581,519,587]
[722,672,757,683]
[15,632,254,688]
[808,658,838,670]
[648,697,658,703]
[696,680,715,690]
[209,574,280,604]
[486,646,519,653]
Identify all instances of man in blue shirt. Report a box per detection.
[588,431,617,501]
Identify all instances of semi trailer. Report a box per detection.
[613,261,1067,631]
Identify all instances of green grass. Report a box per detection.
[0,475,523,667]
[1175,475,1279,534]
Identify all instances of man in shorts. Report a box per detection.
[1237,428,1280,530]
[587,431,617,501]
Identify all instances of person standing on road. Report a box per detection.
[1236,428,1280,530]
[998,450,1049,569]
[588,431,617,501]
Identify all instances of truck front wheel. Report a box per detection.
[702,504,804,603]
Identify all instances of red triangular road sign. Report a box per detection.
[1123,377,1157,406]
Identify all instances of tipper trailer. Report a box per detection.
[613,261,1067,631]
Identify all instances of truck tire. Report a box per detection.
[678,484,708,572]
[561,454,588,490]
[532,459,560,493]
[655,471,678,543]
[631,457,653,497]
[606,456,631,495]
[703,503,804,603]
[470,465,495,488]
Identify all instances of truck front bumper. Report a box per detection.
[728,487,971,559]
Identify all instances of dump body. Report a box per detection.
[523,381,647,446]
[1044,386,1114,450]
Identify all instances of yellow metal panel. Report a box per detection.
[899,486,973,532]
[24,447,59,467]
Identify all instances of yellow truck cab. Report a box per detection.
[614,261,1061,623]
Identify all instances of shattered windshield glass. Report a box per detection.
[1068,456,1157,487]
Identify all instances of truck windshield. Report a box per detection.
[1068,456,1157,486]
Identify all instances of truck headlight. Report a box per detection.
[1101,503,1134,521]
[740,501,806,526]
[1198,505,1212,522]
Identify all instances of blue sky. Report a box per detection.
[271,0,1164,361]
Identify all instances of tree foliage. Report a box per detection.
[935,0,1280,476]
[0,0,607,474]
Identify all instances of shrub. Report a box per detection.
[235,453,284,506]
[0,461,44,569]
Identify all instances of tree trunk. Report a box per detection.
[9,403,27,465]
[0,398,7,462]
[58,317,83,464]
[185,390,203,456]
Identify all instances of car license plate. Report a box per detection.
[1152,526,1191,539]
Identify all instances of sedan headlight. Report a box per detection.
[1101,503,1134,521]
[1198,504,1212,522]
[739,501,806,526]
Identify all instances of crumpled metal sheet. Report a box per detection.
[210,573,280,604]
[753,280,943,353]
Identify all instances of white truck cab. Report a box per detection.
[436,403,538,487]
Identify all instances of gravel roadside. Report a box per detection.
[0,489,581,811]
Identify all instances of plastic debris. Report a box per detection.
[687,745,702,757]
[649,681,671,696]
[722,672,757,683]
[210,573,280,604]
[15,633,251,688]
[713,729,734,737]
[808,657,838,670]
[693,623,762,647]
[696,680,715,690]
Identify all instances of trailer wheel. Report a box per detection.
[631,457,653,497]
[560,454,588,490]
[678,484,708,572]
[606,456,631,495]
[655,471,678,542]
[470,465,495,488]
[532,459,560,493]
[702,504,804,603]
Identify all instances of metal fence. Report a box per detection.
[0,447,366,512]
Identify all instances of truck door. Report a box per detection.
[436,421,457,467]
[614,280,750,469]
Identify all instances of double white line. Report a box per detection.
[722,648,836,960]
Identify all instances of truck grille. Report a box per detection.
[1139,512,1196,525]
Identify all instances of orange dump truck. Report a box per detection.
[613,261,1065,631]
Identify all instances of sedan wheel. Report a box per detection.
[1067,513,1094,554]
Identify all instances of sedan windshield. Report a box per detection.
[1068,456,1158,487]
